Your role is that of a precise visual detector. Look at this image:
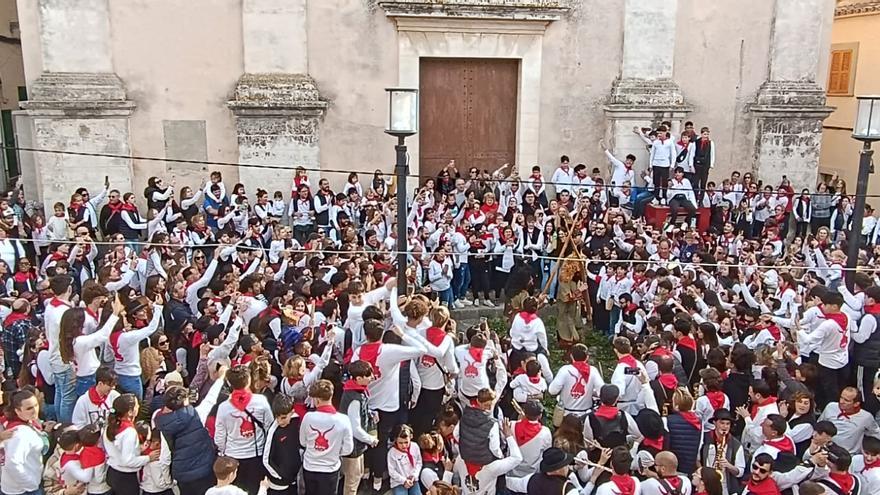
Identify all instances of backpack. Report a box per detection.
[588,411,629,449]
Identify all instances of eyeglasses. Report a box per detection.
[751,463,769,474]
[158,340,169,345]
[194,255,205,260]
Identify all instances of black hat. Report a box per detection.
[635,408,665,439]
[710,408,735,423]
[539,447,574,473]
[240,334,258,354]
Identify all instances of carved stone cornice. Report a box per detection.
[835,1,880,18]
[228,73,328,118]
[604,78,692,113]
[22,72,135,117]
[378,0,570,21]
[748,80,835,118]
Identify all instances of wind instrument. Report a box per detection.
[714,432,727,477]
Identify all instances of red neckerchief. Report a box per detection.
[342,379,369,397]
[119,203,137,212]
[421,327,447,367]
[705,391,726,410]
[316,405,336,414]
[651,347,673,359]
[87,387,109,408]
[594,404,619,420]
[658,373,678,390]
[572,360,591,383]
[677,335,697,351]
[394,443,416,467]
[839,404,862,420]
[519,311,538,324]
[663,475,682,491]
[611,474,636,495]
[750,396,777,419]
[49,297,71,308]
[60,452,80,469]
[618,354,638,368]
[84,306,100,322]
[229,389,252,412]
[642,435,664,451]
[514,420,543,445]
[745,477,781,495]
[109,330,124,362]
[2,311,28,328]
[822,310,850,349]
[866,303,880,315]
[118,420,134,434]
[468,346,484,364]
[678,411,701,430]
[528,375,541,384]
[12,271,34,284]
[862,457,880,472]
[764,435,795,454]
[829,472,856,495]
[80,445,106,468]
[422,451,441,464]
[359,342,383,378]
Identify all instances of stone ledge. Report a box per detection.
[22,72,135,116]
[228,73,328,117]
[748,80,835,117]
[605,77,692,111]
[378,0,569,20]
[835,1,880,18]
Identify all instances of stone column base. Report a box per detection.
[604,78,692,181]
[228,73,328,191]
[748,81,834,190]
[20,72,135,209]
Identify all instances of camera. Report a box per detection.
[624,367,641,376]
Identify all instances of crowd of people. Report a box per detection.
[0,118,873,495]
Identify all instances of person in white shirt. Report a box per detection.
[59,295,123,397]
[45,274,77,423]
[388,424,422,495]
[351,321,426,492]
[428,249,455,307]
[0,390,47,495]
[509,359,548,405]
[639,451,693,495]
[601,140,636,189]
[851,437,880,494]
[104,394,160,494]
[643,126,676,204]
[667,167,698,228]
[108,298,164,401]
[509,401,553,478]
[735,380,780,455]
[300,380,354,495]
[798,292,851,409]
[551,155,575,198]
[548,344,605,418]
[818,387,880,453]
[71,366,121,428]
[205,457,249,495]
[214,365,274,495]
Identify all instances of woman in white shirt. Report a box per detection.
[59,296,125,396]
[0,390,48,495]
[105,394,159,494]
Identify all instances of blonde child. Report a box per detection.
[46,201,70,241]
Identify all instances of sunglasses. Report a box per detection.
[194,256,205,260]
[751,463,769,474]
[158,340,169,345]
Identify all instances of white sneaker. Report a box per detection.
[460,299,473,306]
[651,198,660,205]
[474,299,482,307]
[660,198,667,206]
[484,300,496,308]
[453,300,464,309]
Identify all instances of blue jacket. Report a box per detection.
[665,413,702,475]
[155,406,216,483]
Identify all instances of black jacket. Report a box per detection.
[264,417,302,487]
[155,406,216,484]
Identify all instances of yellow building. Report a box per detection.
[821,1,880,197]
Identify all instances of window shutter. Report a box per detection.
[828,49,854,95]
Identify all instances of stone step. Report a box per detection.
[449,304,505,325]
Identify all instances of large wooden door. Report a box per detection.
[419,58,519,179]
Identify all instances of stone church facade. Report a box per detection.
[13,0,834,208]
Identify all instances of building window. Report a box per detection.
[828,44,858,96]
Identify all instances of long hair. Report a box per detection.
[105,394,138,442]
[698,467,723,495]
[59,308,86,364]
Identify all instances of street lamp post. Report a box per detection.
[847,96,880,290]
[384,88,419,296]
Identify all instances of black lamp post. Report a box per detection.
[384,88,419,295]
[846,95,880,289]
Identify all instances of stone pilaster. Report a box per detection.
[748,0,834,189]
[229,0,327,189]
[20,0,134,209]
[603,0,691,178]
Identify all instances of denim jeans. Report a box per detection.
[117,374,144,401]
[3,490,44,495]
[542,260,559,299]
[452,264,471,300]
[437,288,454,308]
[54,367,76,423]
[392,486,422,495]
[75,374,96,397]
